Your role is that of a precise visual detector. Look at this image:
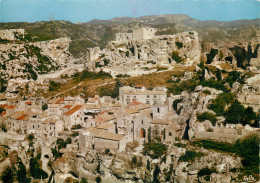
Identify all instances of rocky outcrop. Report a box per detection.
[87,31,201,77]
[0,29,74,92]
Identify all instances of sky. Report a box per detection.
[0,0,259,23]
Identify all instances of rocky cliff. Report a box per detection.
[88,31,201,77]
[0,29,74,92]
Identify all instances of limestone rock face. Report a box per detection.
[0,37,74,83]
[87,31,201,77]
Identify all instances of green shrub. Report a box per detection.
[202,90,211,95]
[206,49,218,64]
[199,79,229,92]
[70,131,79,137]
[225,100,256,126]
[197,112,217,126]
[1,166,14,183]
[143,141,167,159]
[29,154,48,179]
[175,41,183,49]
[71,124,82,130]
[174,143,186,148]
[172,51,183,63]
[198,167,217,177]
[179,150,204,163]
[131,156,137,166]
[49,81,62,91]
[167,80,198,95]
[74,69,112,82]
[208,93,234,116]
[172,99,183,111]
[226,71,241,87]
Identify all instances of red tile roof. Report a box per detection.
[64,105,72,109]
[17,114,27,120]
[56,98,64,104]
[135,85,144,88]
[25,102,33,105]
[7,105,15,110]
[0,111,6,116]
[64,105,83,116]
[0,104,8,109]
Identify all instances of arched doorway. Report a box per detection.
[141,128,146,138]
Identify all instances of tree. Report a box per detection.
[216,69,222,81]
[17,159,30,183]
[96,176,101,183]
[1,166,14,183]
[42,103,48,111]
[225,100,245,124]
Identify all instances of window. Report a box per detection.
[131,128,133,132]
[133,96,136,98]
[154,101,157,104]
[33,125,34,129]
[154,95,157,98]
[169,132,172,136]
[146,100,150,104]
[147,95,150,98]
[142,120,144,125]
[157,107,160,113]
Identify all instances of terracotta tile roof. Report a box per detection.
[17,114,27,120]
[96,123,114,130]
[64,105,72,109]
[55,98,64,104]
[140,109,153,119]
[0,104,8,109]
[25,101,33,105]
[7,105,15,110]
[64,105,83,116]
[0,111,6,116]
[95,113,116,124]
[135,85,144,88]
[87,128,124,141]
[124,108,139,114]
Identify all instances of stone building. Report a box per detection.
[119,85,167,105]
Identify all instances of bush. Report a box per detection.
[29,154,48,179]
[199,79,229,92]
[178,150,204,163]
[143,142,167,159]
[206,49,218,64]
[197,112,217,126]
[74,69,112,82]
[172,51,183,63]
[175,41,183,49]
[172,99,183,111]
[225,100,256,126]
[167,80,198,95]
[125,140,139,152]
[208,93,234,116]
[1,166,14,183]
[198,167,217,177]
[71,124,82,130]
[131,156,137,166]
[70,131,79,137]
[226,71,241,87]
[49,81,62,91]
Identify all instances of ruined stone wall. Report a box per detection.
[116,33,133,42]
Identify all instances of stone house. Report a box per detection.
[42,118,63,137]
[119,85,167,105]
[63,105,84,129]
[7,111,30,133]
[79,128,126,152]
[27,114,47,136]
